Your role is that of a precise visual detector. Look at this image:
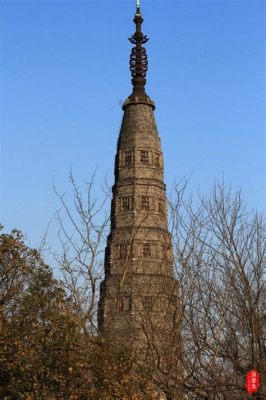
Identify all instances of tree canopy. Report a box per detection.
[0,228,155,400]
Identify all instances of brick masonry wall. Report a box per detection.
[98,100,181,399]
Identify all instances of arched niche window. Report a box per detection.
[124,150,134,167]
[140,150,149,165]
[154,152,160,168]
[118,243,134,259]
[121,196,133,211]
[143,243,151,258]
[161,244,169,260]
[158,198,164,213]
[123,296,132,311]
[141,196,149,211]
[117,295,132,312]
[143,296,153,311]
[119,244,127,259]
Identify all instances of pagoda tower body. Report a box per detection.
[98,3,181,394]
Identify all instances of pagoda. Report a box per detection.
[98,2,181,397]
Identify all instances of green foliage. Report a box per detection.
[0,228,90,399]
[87,335,155,400]
[0,228,157,400]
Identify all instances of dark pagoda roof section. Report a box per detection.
[123,0,155,110]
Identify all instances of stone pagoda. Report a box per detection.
[98,2,181,393]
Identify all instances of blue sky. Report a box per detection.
[1,0,266,251]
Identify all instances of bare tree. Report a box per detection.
[169,181,266,399]
[53,174,182,399]
[53,171,110,335]
[52,175,265,399]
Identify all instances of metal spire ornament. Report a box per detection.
[129,0,149,96]
[123,0,155,109]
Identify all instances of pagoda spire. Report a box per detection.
[126,0,152,105]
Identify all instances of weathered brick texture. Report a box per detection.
[98,100,180,369]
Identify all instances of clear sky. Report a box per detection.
[1,0,266,251]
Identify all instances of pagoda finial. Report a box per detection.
[128,0,149,97]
